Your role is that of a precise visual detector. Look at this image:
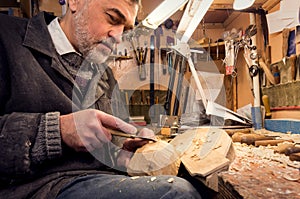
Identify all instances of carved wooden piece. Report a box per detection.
[127,141,181,176]
[127,128,234,178]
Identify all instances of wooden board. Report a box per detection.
[177,128,233,177]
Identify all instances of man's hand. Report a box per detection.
[60,109,137,152]
[117,128,156,167]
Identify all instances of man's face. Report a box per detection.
[71,0,138,63]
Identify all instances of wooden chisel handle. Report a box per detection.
[262,95,271,118]
[239,134,273,145]
[109,129,157,142]
[274,143,295,154]
[285,146,300,156]
[254,139,293,147]
[289,152,300,161]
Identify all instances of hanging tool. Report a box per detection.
[137,45,147,80]
[164,52,180,115]
[130,39,148,81]
[216,40,219,60]
[160,49,167,75]
[173,57,186,116]
[262,95,271,119]
[135,0,251,125]
[150,35,155,106]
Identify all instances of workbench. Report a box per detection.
[192,129,300,199]
[128,127,300,198]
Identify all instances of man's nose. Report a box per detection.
[108,26,124,44]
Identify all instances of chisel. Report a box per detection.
[109,129,157,142]
[289,152,300,161]
[254,139,293,147]
[284,146,300,156]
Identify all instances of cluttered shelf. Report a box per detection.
[189,41,226,61]
[122,89,167,124]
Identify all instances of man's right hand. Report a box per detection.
[60,109,137,152]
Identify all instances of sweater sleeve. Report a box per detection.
[0,112,62,183]
[31,112,62,164]
[0,112,41,178]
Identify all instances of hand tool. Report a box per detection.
[296,55,300,81]
[254,139,293,147]
[290,54,297,81]
[110,129,157,142]
[240,134,276,145]
[164,52,180,115]
[289,152,300,161]
[227,128,251,137]
[284,146,300,156]
[138,47,146,80]
[173,57,186,116]
[262,95,271,119]
[274,143,295,154]
[150,35,155,106]
[231,133,278,145]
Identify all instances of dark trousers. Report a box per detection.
[56,174,202,199]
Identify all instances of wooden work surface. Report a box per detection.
[141,127,300,198]
[198,129,300,199]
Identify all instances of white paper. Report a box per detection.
[266,0,300,34]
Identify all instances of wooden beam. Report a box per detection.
[262,0,281,11]
[223,12,241,27]
[203,23,224,29]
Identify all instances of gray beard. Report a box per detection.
[85,47,110,64]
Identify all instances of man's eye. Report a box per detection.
[107,13,119,24]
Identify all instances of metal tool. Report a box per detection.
[173,57,186,116]
[110,129,157,142]
[164,52,180,115]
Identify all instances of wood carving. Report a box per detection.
[127,140,181,176]
[127,128,234,178]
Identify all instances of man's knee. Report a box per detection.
[156,176,202,199]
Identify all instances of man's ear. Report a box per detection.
[68,0,78,13]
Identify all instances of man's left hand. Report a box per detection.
[117,128,155,167]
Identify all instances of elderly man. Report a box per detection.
[0,0,202,198]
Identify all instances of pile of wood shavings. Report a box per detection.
[232,142,300,169]
[219,142,300,198]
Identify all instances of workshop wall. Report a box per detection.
[261,1,300,120]
[39,0,62,16]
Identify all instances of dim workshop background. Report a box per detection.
[1,0,300,198]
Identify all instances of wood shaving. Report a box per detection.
[283,172,300,181]
[167,177,174,183]
[130,176,140,180]
[150,177,157,182]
